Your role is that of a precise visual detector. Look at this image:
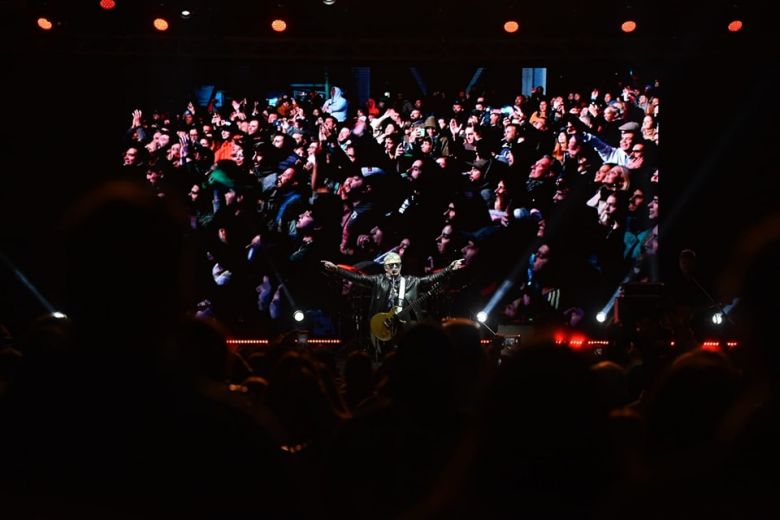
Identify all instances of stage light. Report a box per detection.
[51,311,68,320]
[99,0,116,10]
[503,20,519,33]
[596,311,607,323]
[153,18,169,31]
[712,312,724,325]
[323,0,336,5]
[476,311,488,323]
[293,310,305,322]
[621,20,637,33]
[226,339,270,345]
[37,17,53,30]
[727,20,743,32]
[181,10,192,20]
[271,19,287,32]
[701,341,721,352]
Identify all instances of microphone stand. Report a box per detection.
[477,320,498,338]
[679,249,735,326]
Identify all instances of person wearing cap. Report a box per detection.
[581,120,642,167]
[465,158,495,204]
[422,115,451,157]
[321,253,464,352]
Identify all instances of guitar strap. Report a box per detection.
[397,276,406,308]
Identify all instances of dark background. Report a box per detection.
[1,0,775,324]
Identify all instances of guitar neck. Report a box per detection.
[396,281,441,320]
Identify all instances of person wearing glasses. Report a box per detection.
[322,253,464,357]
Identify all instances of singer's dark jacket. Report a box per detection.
[330,264,456,321]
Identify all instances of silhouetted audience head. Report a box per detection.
[343,349,375,411]
[60,179,188,340]
[646,348,740,453]
[591,359,630,412]
[389,321,456,411]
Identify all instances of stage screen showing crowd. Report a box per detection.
[119,67,660,340]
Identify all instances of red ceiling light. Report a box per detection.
[503,20,519,33]
[99,0,116,10]
[621,20,637,33]
[271,19,287,32]
[153,18,169,31]
[37,17,53,30]
[727,19,743,32]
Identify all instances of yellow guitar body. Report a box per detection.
[370,309,402,342]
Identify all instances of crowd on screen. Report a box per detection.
[119,79,661,339]
[4,77,780,519]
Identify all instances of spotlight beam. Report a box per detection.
[0,252,57,315]
[254,244,300,318]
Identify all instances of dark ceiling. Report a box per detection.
[6,0,773,62]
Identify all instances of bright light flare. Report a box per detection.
[727,20,743,32]
[271,19,287,32]
[37,17,53,30]
[621,20,637,33]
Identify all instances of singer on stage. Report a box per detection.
[322,253,464,357]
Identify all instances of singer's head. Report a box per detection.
[383,252,402,277]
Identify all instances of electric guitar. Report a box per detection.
[370,280,443,342]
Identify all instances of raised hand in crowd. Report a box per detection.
[448,258,466,271]
[321,260,338,272]
[319,123,332,142]
[247,234,262,250]
[353,118,367,136]
[356,234,371,249]
[231,99,246,121]
[449,119,463,137]
[131,109,143,128]
[178,132,191,163]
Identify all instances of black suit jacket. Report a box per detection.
[335,266,454,321]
